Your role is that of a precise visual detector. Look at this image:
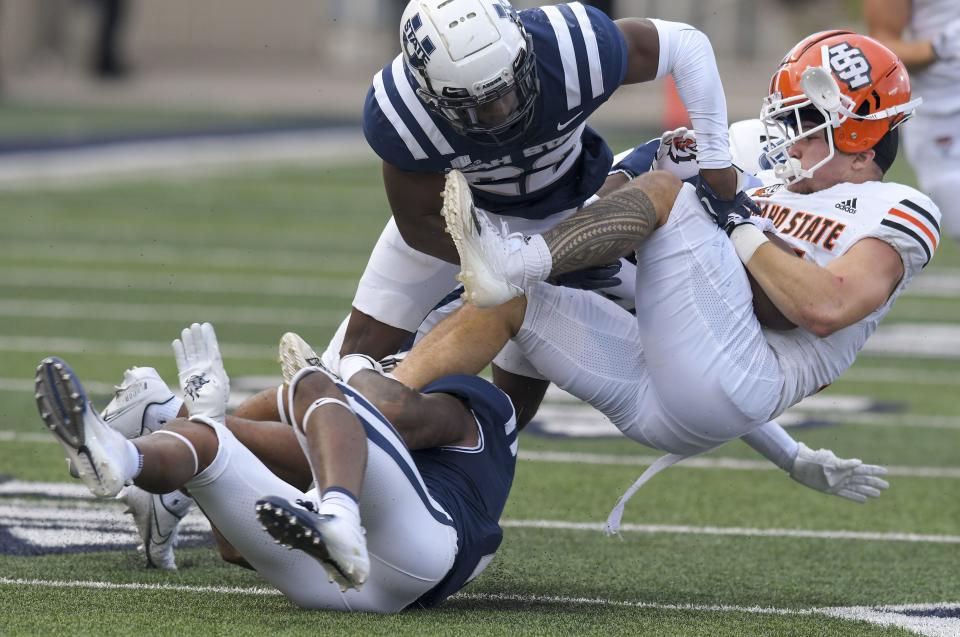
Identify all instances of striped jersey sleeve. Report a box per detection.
[868,194,942,273]
[528,2,628,110]
[362,54,456,171]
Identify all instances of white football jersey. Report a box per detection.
[747,175,942,414]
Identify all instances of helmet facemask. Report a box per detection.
[416,35,539,146]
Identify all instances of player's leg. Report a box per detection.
[627,182,785,447]
[259,367,459,610]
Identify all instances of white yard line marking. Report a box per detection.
[2,269,356,299]
[0,129,372,190]
[500,519,960,543]
[519,450,960,479]
[0,338,269,361]
[0,576,956,636]
[1,485,956,544]
[0,299,344,327]
[0,240,360,272]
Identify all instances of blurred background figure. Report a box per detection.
[865,0,960,243]
[90,0,131,79]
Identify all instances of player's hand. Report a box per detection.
[789,443,889,503]
[696,170,761,235]
[653,127,699,180]
[933,21,960,61]
[172,322,230,423]
[552,262,622,291]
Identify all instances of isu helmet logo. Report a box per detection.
[827,42,872,90]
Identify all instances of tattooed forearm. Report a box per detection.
[542,187,659,276]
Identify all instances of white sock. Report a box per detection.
[144,396,184,434]
[159,490,194,517]
[318,487,361,527]
[505,234,552,289]
[123,439,143,482]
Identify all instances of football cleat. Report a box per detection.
[35,357,131,498]
[255,495,369,592]
[278,331,339,384]
[119,485,194,571]
[102,367,179,439]
[441,170,523,308]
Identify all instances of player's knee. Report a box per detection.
[162,418,219,473]
[290,371,338,428]
[627,170,682,227]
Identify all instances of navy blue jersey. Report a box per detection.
[410,375,518,608]
[363,2,628,219]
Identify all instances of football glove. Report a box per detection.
[696,170,762,235]
[552,261,622,291]
[653,127,700,180]
[789,443,889,503]
[609,139,659,180]
[172,322,230,424]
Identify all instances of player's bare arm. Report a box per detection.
[864,0,938,70]
[616,17,737,199]
[382,162,451,261]
[743,237,903,337]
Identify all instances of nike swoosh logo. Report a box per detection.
[556,112,582,131]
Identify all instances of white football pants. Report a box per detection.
[185,409,457,612]
[511,183,786,455]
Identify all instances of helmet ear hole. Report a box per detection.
[800,65,842,112]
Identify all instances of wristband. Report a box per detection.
[730,223,770,264]
[340,353,383,384]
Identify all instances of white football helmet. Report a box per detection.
[400,0,539,145]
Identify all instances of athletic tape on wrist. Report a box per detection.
[339,354,381,384]
[730,223,770,264]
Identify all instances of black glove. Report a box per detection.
[552,262,622,291]
[696,174,761,235]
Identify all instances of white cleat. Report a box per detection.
[119,485,193,571]
[278,332,324,384]
[102,367,178,439]
[441,169,524,308]
[35,357,131,498]
[256,496,369,592]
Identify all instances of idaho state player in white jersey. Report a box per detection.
[865,0,960,241]
[748,175,938,415]
[385,31,929,528]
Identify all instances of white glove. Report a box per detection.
[653,127,699,180]
[933,21,960,61]
[789,442,889,503]
[172,322,230,423]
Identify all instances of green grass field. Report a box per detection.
[1,150,958,636]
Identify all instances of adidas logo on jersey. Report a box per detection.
[835,198,858,214]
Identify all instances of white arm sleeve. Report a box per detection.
[741,420,800,472]
[649,19,731,169]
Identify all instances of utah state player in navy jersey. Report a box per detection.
[327,0,741,427]
[36,323,518,613]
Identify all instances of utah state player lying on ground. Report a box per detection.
[35,323,516,612]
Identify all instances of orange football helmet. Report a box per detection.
[760,30,921,183]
